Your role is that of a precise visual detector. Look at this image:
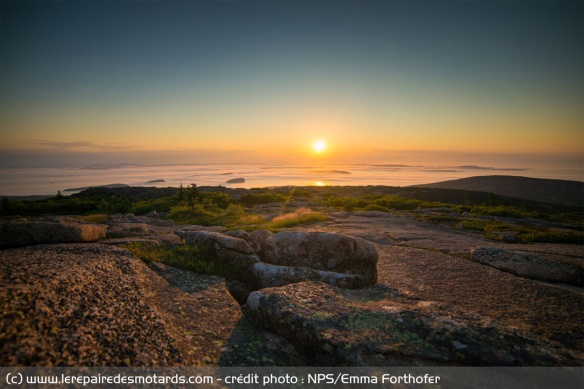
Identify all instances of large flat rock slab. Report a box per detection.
[245,282,581,366]
[0,244,180,366]
[142,261,243,366]
[471,247,583,287]
[314,213,495,255]
[375,245,584,353]
[297,213,584,356]
[0,218,106,247]
[0,243,241,366]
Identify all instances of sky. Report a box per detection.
[1,0,583,169]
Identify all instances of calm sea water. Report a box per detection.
[0,163,582,196]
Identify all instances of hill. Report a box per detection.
[415,175,583,207]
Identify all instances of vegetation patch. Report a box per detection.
[239,192,287,206]
[72,214,109,223]
[520,230,583,244]
[312,312,335,321]
[123,242,237,279]
[418,215,461,224]
[323,194,448,212]
[2,184,582,244]
[416,214,584,244]
[362,204,390,213]
[268,208,328,229]
[460,219,583,244]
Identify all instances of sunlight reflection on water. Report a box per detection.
[0,164,582,196]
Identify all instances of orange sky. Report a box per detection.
[1,1,583,171]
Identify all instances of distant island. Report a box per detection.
[63,183,130,192]
[316,170,351,174]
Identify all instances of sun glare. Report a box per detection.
[313,140,326,153]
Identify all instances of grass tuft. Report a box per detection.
[268,208,328,229]
[72,214,109,223]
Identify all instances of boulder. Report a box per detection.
[226,280,255,305]
[149,219,175,227]
[177,230,260,285]
[99,237,161,246]
[178,230,256,255]
[244,282,581,366]
[0,244,181,366]
[109,213,144,224]
[0,243,243,366]
[100,234,183,246]
[248,230,273,256]
[106,223,152,238]
[0,219,106,247]
[252,231,378,286]
[224,229,261,253]
[109,213,174,227]
[471,247,583,287]
[252,262,364,289]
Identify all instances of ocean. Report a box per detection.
[0,163,582,196]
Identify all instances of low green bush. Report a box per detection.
[520,230,583,244]
[129,197,174,215]
[124,242,237,279]
[469,205,531,219]
[362,204,390,213]
[239,193,287,206]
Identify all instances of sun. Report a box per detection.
[313,140,326,153]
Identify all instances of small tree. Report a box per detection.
[186,183,200,209]
[178,183,186,202]
[0,198,9,216]
[489,192,497,206]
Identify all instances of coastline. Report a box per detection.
[1,163,582,197]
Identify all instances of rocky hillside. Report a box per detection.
[1,205,583,366]
[415,175,583,207]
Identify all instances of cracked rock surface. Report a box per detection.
[1,208,582,366]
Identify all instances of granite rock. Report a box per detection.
[471,247,583,287]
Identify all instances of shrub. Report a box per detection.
[73,214,109,223]
[363,204,389,213]
[289,189,313,199]
[469,205,529,219]
[202,192,233,209]
[129,196,175,215]
[239,193,287,206]
[520,231,584,244]
[169,204,218,225]
[374,196,420,210]
[460,218,584,244]
[332,198,344,208]
[214,204,265,228]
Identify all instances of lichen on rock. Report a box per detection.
[243,282,582,366]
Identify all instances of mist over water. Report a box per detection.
[1,163,582,196]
